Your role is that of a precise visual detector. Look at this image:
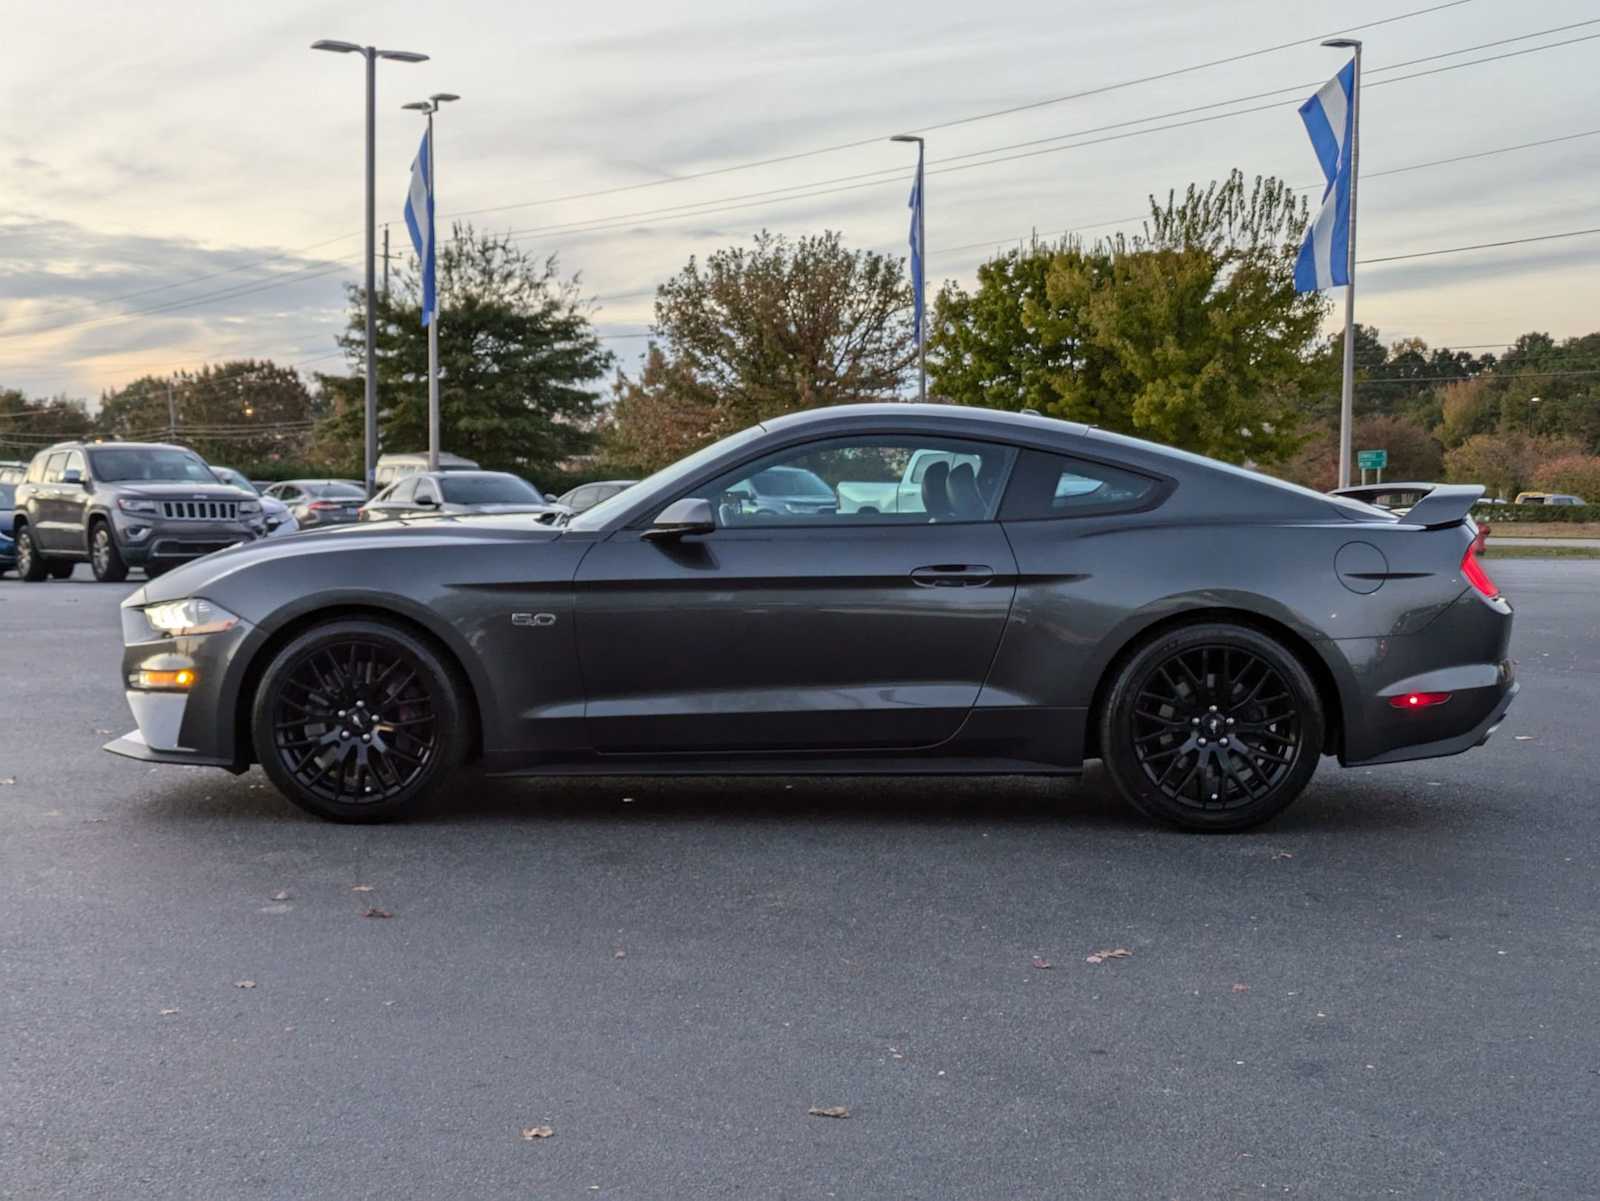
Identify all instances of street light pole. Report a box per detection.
[403,93,460,474]
[890,134,926,402]
[311,39,429,497]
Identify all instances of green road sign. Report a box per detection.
[1357,449,1388,471]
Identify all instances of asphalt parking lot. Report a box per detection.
[1,562,1596,1200]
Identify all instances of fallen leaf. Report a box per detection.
[1271,850,1295,860]
[94,728,113,735]
[807,1106,850,1119]
[520,1125,555,1140]
[270,890,291,902]
[1232,983,1250,993]
[362,907,394,919]
[1031,956,1053,970]
[235,980,257,989]
[0,777,15,786]
[613,949,626,959]
[1085,948,1133,964]
[1514,735,1535,741]
[351,884,375,893]
[159,1008,179,1016]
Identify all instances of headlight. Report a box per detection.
[143,598,240,637]
[117,497,159,515]
[238,501,262,515]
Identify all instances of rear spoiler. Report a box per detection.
[1331,482,1485,529]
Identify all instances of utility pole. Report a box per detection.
[382,224,391,299]
[166,384,177,442]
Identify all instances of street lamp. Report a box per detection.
[311,39,430,497]
[890,134,926,402]
[402,92,460,473]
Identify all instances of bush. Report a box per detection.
[1529,454,1600,503]
[1485,504,1600,523]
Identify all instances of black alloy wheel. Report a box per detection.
[90,522,128,583]
[252,619,464,821]
[16,528,48,582]
[1100,623,1324,831]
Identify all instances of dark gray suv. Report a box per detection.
[11,441,265,582]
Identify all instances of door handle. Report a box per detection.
[910,564,995,588]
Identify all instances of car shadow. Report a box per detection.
[125,759,1481,838]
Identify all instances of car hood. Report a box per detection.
[115,482,258,500]
[132,511,569,605]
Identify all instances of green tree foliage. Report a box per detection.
[929,171,1326,465]
[1444,433,1586,500]
[603,230,912,472]
[96,361,317,470]
[0,388,94,460]
[314,224,611,482]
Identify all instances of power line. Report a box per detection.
[1361,227,1600,264]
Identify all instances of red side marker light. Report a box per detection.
[1389,692,1451,710]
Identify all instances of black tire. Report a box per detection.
[252,618,465,822]
[1098,622,1324,832]
[47,561,75,579]
[89,521,128,583]
[15,527,48,582]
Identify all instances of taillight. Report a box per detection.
[1389,692,1451,710]
[1461,530,1499,599]
[307,500,340,511]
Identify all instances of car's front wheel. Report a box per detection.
[1099,622,1324,832]
[252,618,466,822]
[90,521,128,583]
[15,527,49,582]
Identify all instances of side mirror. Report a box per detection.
[414,495,439,508]
[642,497,716,541]
[62,468,83,485]
[545,493,559,503]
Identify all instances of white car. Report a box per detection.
[211,467,298,537]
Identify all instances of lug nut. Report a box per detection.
[1191,718,1201,726]
[337,710,346,718]
[340,730,350,739]
[1209,705,1218,712]
[362,734,371,743]
[1226,717,1235,726]
[1198,738,1208,746]
[357,702,367,709]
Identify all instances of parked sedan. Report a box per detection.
[359,471,561,523]
[210,467,297,538]
[263,480,366,528]
[105,404,1516,831]
[0,482,15,574]
[552,479,638,516]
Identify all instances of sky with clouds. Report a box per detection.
[1,0,1597,404]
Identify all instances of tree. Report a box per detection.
[1275,414,1442,492]
[1530,454,1600,501]
[1444,433,1585,499]
[604,230,912,469]
[314,224,611,481]
[0,389,93,461]
[929,171,1327,465]
[1435,377,1497,449]
[97,361,317,469]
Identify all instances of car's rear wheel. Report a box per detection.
[1099,623,1324,832]
[15,527,49,582]
[90,521,128,583]
[252,618,464,822]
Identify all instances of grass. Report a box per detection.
[1480,545,1600,560]
[1483,522,1600,539]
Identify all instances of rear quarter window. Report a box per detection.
[999,449,1162,520]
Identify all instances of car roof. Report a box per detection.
[34,440,192,454]
[761,403,1091,439]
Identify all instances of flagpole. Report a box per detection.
[1326,39,1362,489]
[426,109,440,474]
[890,134,926,402]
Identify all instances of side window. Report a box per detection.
[63,450,86,480]
[686,436,1016,529]
[26,453,49,483]
[42,452,68,483]
[390,478,418,504]
[567,486,596,510]
[999,449,1161,520]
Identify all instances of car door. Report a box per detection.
[58,450,91,551]
[574,433,1020,754]
[34,452,69,550]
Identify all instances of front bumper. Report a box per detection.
[111,510,264,566]
[102,605,259,771]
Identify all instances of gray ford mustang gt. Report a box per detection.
[105,404,1517,830]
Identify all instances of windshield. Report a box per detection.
[210,467,259,495]
[307,482,366,499]
[89,447,214,483]
[440,474,543,505]
[568,422,770,532]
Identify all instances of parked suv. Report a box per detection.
[10,441,265,583]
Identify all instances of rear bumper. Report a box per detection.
[1342,679,1518,766]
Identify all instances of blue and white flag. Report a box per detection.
[907,147,925,347]
[403,128,436,326]
[1294,60,1355,293]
